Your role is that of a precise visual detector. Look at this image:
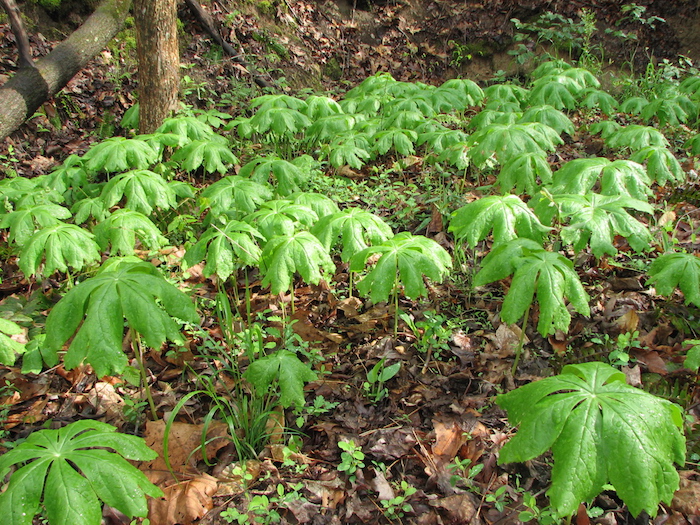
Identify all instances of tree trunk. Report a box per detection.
[133,0,179,134]
[0,0,35,69]
[0,0,131,141]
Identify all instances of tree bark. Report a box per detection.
[0,0,131,141]
[0,0,35,69]
[133,0,180,134]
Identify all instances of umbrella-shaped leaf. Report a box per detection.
[467,122,562,167]
[259,231,335,294]
[0,317,26,366]
[311,208,394,262]
[519,105,575,136]
[600,160,652,200]
[497,152,552,195]
[373,128,418,156]
[199,175,273,217]
[245,200,318,241]
[239,157,310,196]
[648,252,700,307]
[94,209,168,256]
[156,115,216,141]
[44,257,199,376]
[19,223,100,277]
[630,146,686,186]
[170,138,239,174]
[82,137,159,175]
[0,204,72,246]
[604,124,668,150]
[101,169,176,215]
[551,157,611,194]
[243,350,317,408]
[288,192,340,219]
[497,361,685,518]
[579,88,619,115]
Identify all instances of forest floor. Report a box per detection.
[1,1,700,524]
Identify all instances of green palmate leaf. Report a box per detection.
[303,95,343,119]
[497,361,685,518]
[239,156,309,196]
[551,157,611,194]
[437,141,470,170]
[288,192,340,219]
[243,350,317,409]
[385,95,436,117]
[0,204,72,246]
[530,59,572,80]
[247,107,312,138]
[71,196,110,224]
[42,155,89,196]
[578,88,618,115]
[641,95,697,127]
[199,175,273,217]
[685,133,700,155]
[249,94,307,111]
[630,146,686,186]
[604,124,669,150]
[307,114,356,144]
[518,105,575,136]
[435,78,485,108]
[82,137,160,174]
[328,134,372,169]
[0,420,162,525]
[417,127,469,154]
[0,176,39,210]
[0,317,26,366]
[449,195,549,248]
[648,252,700,307]
[44,257,199,377]
[156,114,216,141]
[473,238,590,336]
[599,160,652,200]
[483,83,529,109]
[527,79,578,110]
[467,109,521,130]
[589,119,621,139]
[467,122,562,167]
[349,232,452,303]
[555,193,654,257]
[101,169,176,215]
[259,231,335,294]
[380,109,427,130]
[94,209,168,256]
[311,208,394,262]
[496,152,552,195]
[245,200,318,241]
[373,128,418,156]
[170,137,239,174]
[183,220,263,281]
[621,96,649,115]
[19,223,100,277]
[679,74,700,98]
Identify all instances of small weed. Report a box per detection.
[338,439,365,482]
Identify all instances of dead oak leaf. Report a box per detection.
[147,472,218,525]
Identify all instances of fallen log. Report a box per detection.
[0,0,131,141]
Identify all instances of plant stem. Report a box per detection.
[132,330,158,420]
[512,302,532,376]
[393,285,399,338]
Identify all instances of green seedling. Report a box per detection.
[338,439,365,482]
[362,358,401,403]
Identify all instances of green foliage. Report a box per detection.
[648,252,700,307]
[259,231,335,294]
[94,209,168,256]
[473,238,590,336]
[183,220,263,281]
[82,137,159,174]
[604,124,668,150]
[449,195,549,248]
[0,204,72,246]
[579,88,618,115]
[311,208,394,262]
[199,175,273,218]
[630,146,685,186]
[328,134,372,169]
[245,200,318,240]
[239,157,310,196]
[100,169,176,215]
[518,105,575,136]
[243,350,317,408]
[245,107,312,139]
[0,317,26,366]
[373,128,418,156]
[363,358,401,403]
[156,114,216,141]
[44,257,198,377]
[496,152,552,195]
[0,420,162,525]
[467,122,562,167]
[171,138,239,174]
[555,193,654,257]
[350,232,452,303]
[497,361,685,518]
[19,223,100,277]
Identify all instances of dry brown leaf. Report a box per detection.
[147,473,218,525]
[140,420,230,472]
[616,309,639,333]
[672,473,700,515]
[429,493,481,523]
[87,381,126,427]
[432,419,466,461]
[371,468,395,500]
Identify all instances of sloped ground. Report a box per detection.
[1,1,700,525]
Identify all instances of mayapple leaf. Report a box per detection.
[94,209,168,256]
[496,152,552,195]
[630,146,685,186]
[527,79,578,110]
[648,252,700,308]
[349,232,452,303]
[0,203,72,247]
[156,114,216,141]
[436,77,485,108]
[248,106,312,138]
[467,109,521,130]
[483,83,530,108]
[604,124,669,150]
[239,157,310,196]
[288,192,340,219]
[243,349,317,408]
[497,361,685,518]
[599,160,652,200]
[641,95,697,127]
[303,95,343,119]
[473,239,590,336]
[19,223,100,278]
[417,126,469,155]
[249,93,307,111]
[373,128,418,157]
[449,194,549,248]
[82,137,160,175]
[199,175,273,218]
[312,208,394,263]
[183,220,263,281]
[170,137,239,174]
[101,169,176,215]
[259,231,335,294]
[0,317,26,366]
[467,122,562,167]
[0,420,162,525]
[245,199,318,241]
[44,257,199,377]
[551,157,611,195]
[328,134,372,169]
[556,193,654,258]
[307,114,356,145]
[579,88,619,115]
[518,105,575,136]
